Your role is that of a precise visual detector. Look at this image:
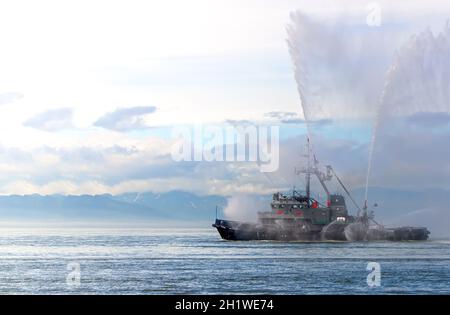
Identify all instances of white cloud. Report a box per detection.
[0,1,449,195]
[0,92,23,106]
[23,108,74,131]
[94,106,157,131]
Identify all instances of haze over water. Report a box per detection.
[0,227,449,294]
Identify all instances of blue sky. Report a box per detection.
[0,0,449,195]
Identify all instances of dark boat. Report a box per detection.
[213,140,430,242]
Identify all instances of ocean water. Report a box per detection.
[0,227,449,294]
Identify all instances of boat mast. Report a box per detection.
[298,137,333,206]
[306,137,311,204]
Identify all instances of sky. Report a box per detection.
[0,0,450,196]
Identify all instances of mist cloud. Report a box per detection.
[223,194,270,222]
[381,23,450,116]
[287,11,398,122]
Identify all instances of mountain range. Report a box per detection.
[0,188,448,236]
[0,191,226,223]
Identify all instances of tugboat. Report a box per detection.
[213,139,430,242]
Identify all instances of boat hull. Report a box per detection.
[212,219,430,242]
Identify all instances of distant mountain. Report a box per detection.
[113,190,227,220]
[0,191,226,222]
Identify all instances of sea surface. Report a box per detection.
[0,226,449,294]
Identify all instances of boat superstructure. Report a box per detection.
[213,139,430,242]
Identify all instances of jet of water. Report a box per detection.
[286,10,391,165]
[364,21,450,205]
